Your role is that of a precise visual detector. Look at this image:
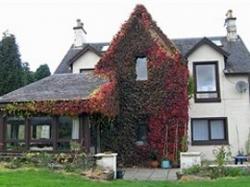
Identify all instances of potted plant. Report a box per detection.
[161,156,171,169]
[148,150,159,168]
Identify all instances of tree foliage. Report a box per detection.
[0,32,23,96]
[34,64,51,81]
[22,62,34,85]
[0,32,51,96]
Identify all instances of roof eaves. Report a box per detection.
[185,37,230,58]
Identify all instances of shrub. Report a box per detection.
[23,152,53,167]
[4,157,22,169]
[182,165,201,175]
[245,129,250,155]
[213,146,231,167]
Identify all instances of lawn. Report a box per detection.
[1,168,250,187]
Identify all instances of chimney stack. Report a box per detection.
[73,19,87,48]
[225,10,237,42]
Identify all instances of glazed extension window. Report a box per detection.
[5,117,26,151]
[30,117,53,151]
[57,116,80,151]
[191,118,228,145]
[136,56,148,80]
[193,61,221,102]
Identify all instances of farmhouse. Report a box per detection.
[0,5,250,165]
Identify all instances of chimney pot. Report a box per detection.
[225,9,237,42]
[73,19,87,48]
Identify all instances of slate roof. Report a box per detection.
[1,35,250,104]
[54,36,250,74]
[0,72,107,103]
[54,43,109,74]
[173,36,250,74]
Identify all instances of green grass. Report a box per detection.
[1,168,250,187]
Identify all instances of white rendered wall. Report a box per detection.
[72,50,100,73]
[188,44,250,160]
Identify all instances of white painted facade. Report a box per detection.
[72,50,100,73]
[187,44,250,160]
[69,41,250,161]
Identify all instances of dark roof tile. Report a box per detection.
[54,43,109,74]
[0,72,107,103]
[55,36,250,74]
[173,36,250,73]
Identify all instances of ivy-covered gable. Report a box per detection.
[95,4,179,78]
[95,5,189,165]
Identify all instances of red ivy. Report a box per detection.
[3,80,118,118]
[2,4,189,164]
[95,4,189,163]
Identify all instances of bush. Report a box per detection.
[245,128,250,155]
[213,146,231,167]
[4,157,22,169]
[224,167,249,177]
[182,165,201,175]
[3,149,92,173]
[1,142,93,173]
[24,152,53,167]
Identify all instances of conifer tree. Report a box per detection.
[0,32,23,96]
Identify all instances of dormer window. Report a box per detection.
[136,56,148,80]
[79,68,94,73]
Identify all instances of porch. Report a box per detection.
[0,115,97,153]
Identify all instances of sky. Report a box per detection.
[0,0,249,73]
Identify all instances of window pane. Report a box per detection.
[193,120,209,141]
[136,118,148,145]
[58,116,79,139]
[196,64,216,92]
[137,125,147,142]
[6,117,25,140]
[211,120,225,140]
[80,69,93,73]
[58,116,72,139]
[31,117,52,140]
[136,57,148,80]
[72,118,79,140]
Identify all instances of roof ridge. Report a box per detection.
[172,36,226,41]
[80,36,228,44]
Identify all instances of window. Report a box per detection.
[30,117,53,151]
[191,118,228,145]
[193,62,220,102]
[101,45,109,51]
[6,117,25,140]
[31,117,51,140]
[211,40,222,46]
[57,116,79,150]
[136,115,148,145]
[79,69,94,73]
[136,56,148,80]
[5,117,26,151]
